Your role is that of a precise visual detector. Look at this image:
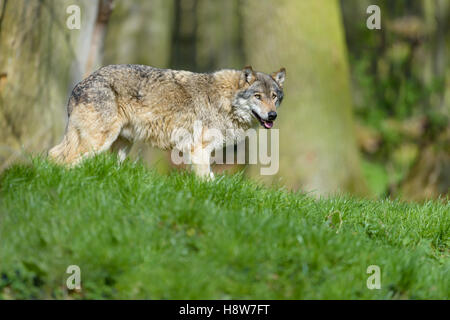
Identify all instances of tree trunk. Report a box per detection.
[0,0,97,170]
[104,0,174,68]
[242,0,367,195]
[84,0,114,77]
[400,128,450,201]
[196,0,243,71]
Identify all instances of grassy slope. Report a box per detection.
[0,155,448,299]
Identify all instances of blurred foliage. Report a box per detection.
[341,0,449,199]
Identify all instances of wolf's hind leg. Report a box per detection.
[49,106,123,165]
[49,122,122,165]
[110,136,132,163]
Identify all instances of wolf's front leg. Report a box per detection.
[190,145,214,180]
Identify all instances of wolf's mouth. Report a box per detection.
[252,110,273,129]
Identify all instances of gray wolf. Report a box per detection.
[49,64,286,178]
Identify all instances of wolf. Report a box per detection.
[49,64,286,178]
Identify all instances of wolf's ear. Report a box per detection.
[271,68,286,88]
[240,65,256,86]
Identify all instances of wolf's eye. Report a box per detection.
[254,93,262,100]
[272,93,277,100]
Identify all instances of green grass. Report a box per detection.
[0,155,448,299]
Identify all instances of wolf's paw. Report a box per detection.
[196,171,214,181]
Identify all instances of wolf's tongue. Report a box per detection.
[263,121,273,129]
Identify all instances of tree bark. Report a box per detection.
[196,0,244,71]
[84,0,114,77]
[0,0,97,170]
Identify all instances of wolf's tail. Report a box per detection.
[48,124,80,164]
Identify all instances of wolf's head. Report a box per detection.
[233,66,286,129]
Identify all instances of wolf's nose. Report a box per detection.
[268,111,277,121]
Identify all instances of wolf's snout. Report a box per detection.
[268,111,277,121]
